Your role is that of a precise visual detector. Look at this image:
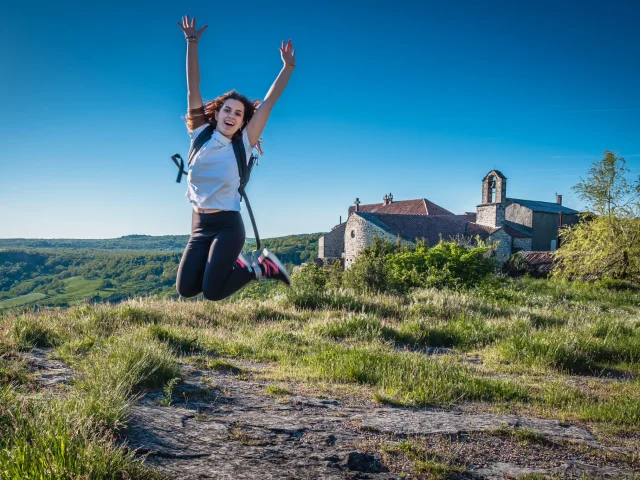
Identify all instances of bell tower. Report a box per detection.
[477,170,507,227]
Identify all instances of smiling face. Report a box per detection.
[214,99,245,139]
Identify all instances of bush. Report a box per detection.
[284,263,330,309]
[344,237,497,294]
[292,263,328,290]
[343,237,398,294]
[594,278,640,291]
[391,241,496,291]
[502,252,530,278]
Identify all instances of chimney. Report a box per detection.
[556,194,562,205]
[339,215,342,224]
[383,193,394,206]
[354,198,360,212]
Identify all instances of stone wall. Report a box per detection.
[318,224,345,259]
[513,237,532,252]
[318,237,326,258]
[487,229,513,263]
[531,212,562,251]
[344,214,522,267]
[505,203,532,228]
[476,204,506,227]
[344,214,407,268]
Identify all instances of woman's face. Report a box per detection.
[215,99,245,139]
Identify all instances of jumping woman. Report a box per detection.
[175,15,294,301]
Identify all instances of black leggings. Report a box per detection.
[176,210,254,301]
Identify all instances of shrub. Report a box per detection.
[292,263,328,290]
[343,237,397,294]
[284,263,330,309]
[343,237,497,294]
[502,252,530,278]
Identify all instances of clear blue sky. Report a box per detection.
[1,0,639,239]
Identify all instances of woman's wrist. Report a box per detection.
[284,62,295,68]
[186,35,198,43]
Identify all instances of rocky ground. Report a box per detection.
[26,348,640,479]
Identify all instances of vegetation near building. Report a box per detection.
[554,151,640,282]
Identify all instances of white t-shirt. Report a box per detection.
[185,125,253,211]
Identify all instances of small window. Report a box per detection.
[550,239,557,251]
[350,230,355,238]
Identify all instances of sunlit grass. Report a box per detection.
[0,277,639,475]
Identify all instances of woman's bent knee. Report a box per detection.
[176,283,200,298]
[202,286,226,302]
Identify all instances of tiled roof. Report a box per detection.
[503,221,532,238]
[507,198,580,215]
[465,223,500,240]
[518,251,555,273]
[348,199,455,216]
[355,212,533,247]
[356,213,470,246]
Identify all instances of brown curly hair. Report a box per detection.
[187,90,260,141]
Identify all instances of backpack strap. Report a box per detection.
[171,154,188,183]
[188,124,215,166]
[171,124,215,183]
[232,139,261,250]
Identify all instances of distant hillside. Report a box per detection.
[0,232,324,260]
[0,235,190,251]
[0,232,324,310]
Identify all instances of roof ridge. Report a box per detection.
[368,212,467,219]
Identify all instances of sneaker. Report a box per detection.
[235,253,252,271]
[257,248,291,286]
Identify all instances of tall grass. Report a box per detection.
[0,385,160,479]
[0,305,181,478]
[0,276,638,476]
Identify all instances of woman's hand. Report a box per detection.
[177,15,208,40]
[279,40,296,67]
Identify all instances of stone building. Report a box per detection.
[318,170,581,267]
[476,170,580,251]
[317,222,345,259]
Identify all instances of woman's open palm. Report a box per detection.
[280,40,296,66]
[177,15,208,40]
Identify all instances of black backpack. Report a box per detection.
[171,124,261,249]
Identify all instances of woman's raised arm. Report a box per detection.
[247,40,296,147]
[177,15,208,112]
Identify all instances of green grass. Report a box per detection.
[264,384,293,396]
[0,277,639,475]
[0,325,173,478]
[0,292,47,309]
[49,276,111,304]
[285,342,526,406]
[0,276,117,311]
[491,424,553,446]
[0,385,161,480]
[379,439,466,480]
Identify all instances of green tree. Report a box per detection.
[573,150,640,218]
[555,151,640,282]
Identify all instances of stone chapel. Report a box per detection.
[318,170,581,267]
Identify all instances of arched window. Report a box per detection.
[489,176,496,203]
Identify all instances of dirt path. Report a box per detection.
[123,360,638,479]
[26,348,639,479]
